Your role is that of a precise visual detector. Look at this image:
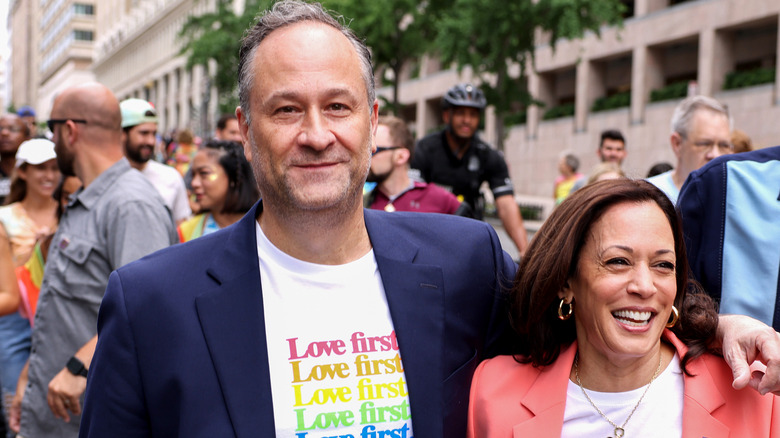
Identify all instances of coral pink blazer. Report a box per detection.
[468,331,780,438]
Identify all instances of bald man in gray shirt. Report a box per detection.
[11,83,177,438]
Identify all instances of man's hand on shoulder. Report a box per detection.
[718,314,780,395]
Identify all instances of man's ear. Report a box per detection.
[62,120,80,150]
[395,148,411,166]
[442,109,451,125]
[369,100,379,155]
[670,132,683,158]
[236,106,252,163]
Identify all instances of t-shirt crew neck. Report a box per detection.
[256,222,414,437]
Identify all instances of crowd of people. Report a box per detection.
[0,85,259,437]
[0,0,777,437]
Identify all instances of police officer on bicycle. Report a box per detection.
[411,83,528,255]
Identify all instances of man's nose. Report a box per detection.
[297,111,336,150]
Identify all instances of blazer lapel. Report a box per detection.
[663,333,730,438]
[365,210,446,437]
[195,202,276,437]
[511,343,574,437]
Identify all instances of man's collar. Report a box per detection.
[72,157,132,209]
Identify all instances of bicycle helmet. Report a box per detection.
[441,83,487,110]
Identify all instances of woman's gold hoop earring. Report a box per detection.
[666,306,679,328]
[558,299,573,321]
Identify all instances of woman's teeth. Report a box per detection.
[613,310,651,326]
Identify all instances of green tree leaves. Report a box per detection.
[179,0,272,114]
[179,0,624,143]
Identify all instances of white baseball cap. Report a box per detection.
[15,139,57,167]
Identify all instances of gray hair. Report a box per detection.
[559,150,580,173]
[237,0,375,124]
[670,95,731,138]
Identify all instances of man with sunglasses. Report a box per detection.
[12,83,177,438]
[647,95,734,204]
[365,115,464,215]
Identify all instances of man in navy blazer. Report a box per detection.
[79,203,514,437]
[80,2,516,437]
[81,1,780,437]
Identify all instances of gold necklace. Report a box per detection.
[574,352,663,438]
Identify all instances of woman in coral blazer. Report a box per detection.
[468,179,779,438]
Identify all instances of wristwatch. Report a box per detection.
[66,356,88,378]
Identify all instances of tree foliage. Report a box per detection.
[321,0,435,115]
[178,0,271,114]
[434,0,625,147]
[179,0,625,144]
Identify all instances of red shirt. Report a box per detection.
[369,181,461,214]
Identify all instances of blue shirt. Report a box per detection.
[678,146,780,329]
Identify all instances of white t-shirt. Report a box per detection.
[646,170,680,205]
[257,223,414,438]
[561,353,684,438]
[141,160,191,222]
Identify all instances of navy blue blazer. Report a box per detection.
[80,201,516,437]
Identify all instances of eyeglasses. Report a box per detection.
[47,119,88,132]
[0,125,23,133]
[372,146,402,156]
[687,138,734,153]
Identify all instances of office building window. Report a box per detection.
[73,30,94,41]
[74,3,95,15]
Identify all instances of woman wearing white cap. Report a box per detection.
[0,139,60,265]
[0,138,60,424]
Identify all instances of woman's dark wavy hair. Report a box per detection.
[511,178,718,375]
[201,140,259,214]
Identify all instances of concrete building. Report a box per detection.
[6,0,779,208]
[93,0,221,140]
[38,0,99,119]
[8,0,41,112]
[380,0,780,204]
[8,0,99,120]
[0,51,7,113]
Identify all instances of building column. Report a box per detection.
[526,69,540,139]
[631,47,647,125]
[484,106,496,146]
[179,68,190,130]
[414,98,427,140]
[699,27,734,97]
[208,59,219,137]
[147,80,157,108]
[698,28,715,96]
[191,64,204,137]
[157,76,167,132]
[168,69,179,130]
[631,45,663,124]
[576,59,603,133]
[713,30,734,95]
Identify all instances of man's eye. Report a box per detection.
[276,106,297,114]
